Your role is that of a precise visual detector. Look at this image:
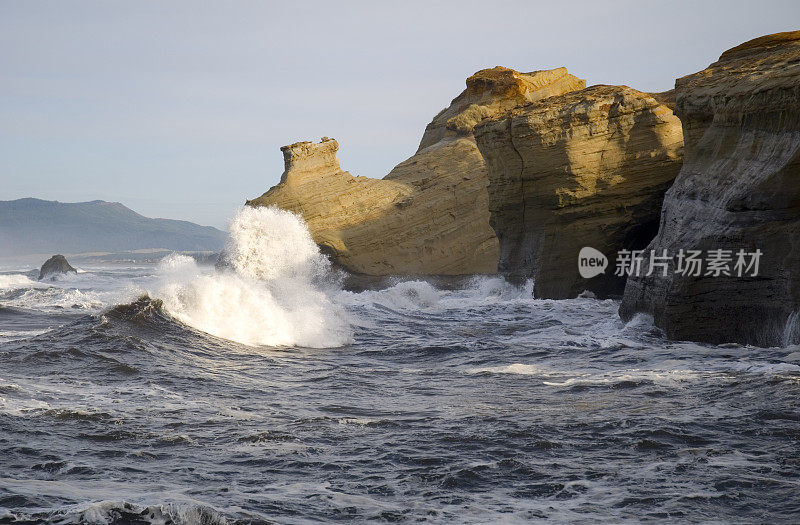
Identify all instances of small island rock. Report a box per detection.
[38,254,77,280]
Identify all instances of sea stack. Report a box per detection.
[246,67,586,275]
[474,85,684,298]
[38,254,77,280]
[619,31,800,345]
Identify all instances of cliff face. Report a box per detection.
[247,137,487,274]
[474,85,683,298]
[247,67,585,275]
[619,31,800,345]
[418,66,587,151]
[249,137,412,269]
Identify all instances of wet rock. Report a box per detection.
[38,254,77,280]
[619,31,800,345]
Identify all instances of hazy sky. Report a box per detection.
[1,1,798,228]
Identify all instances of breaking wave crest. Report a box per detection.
[0,274,38,289]
[1,498,229,525]
[153,206,352,348]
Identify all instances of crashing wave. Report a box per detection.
[152,206,352,348]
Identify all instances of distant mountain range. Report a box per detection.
[0,198,226,256]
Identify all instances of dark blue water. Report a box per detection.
[1,267,799,524]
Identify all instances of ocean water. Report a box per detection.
[1,207,799,524]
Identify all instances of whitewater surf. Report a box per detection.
[153,206,351,348]
[0,207,799,523]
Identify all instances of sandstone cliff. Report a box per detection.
[474,85,683,298]
[618,31,800,345]
[247,67,585,275]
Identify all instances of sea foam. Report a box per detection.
[0,274,38,289]
[155,206,352,348]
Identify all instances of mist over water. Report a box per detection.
[1,209,799,523]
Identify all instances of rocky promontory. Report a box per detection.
[474,85,684,298]
[619,31,800,345]
[247,67,585,275]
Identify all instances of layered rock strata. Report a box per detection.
[619,31,800,345]
[474,85,684,298]
[247,67,585,275]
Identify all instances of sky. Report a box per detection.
[1,1,798,229]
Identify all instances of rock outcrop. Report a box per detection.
[418,67,587,150]
[474,85,684,298]
[619,31,800,345]
[247,67,585,275]
[39,254,77,280]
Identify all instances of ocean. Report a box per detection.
[1,207,799,523]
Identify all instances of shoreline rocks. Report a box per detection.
[247,67,585,276]
[474,84,683,298]
[619,31,800,345]
[38,254,77,280]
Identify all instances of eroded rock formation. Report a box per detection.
[474,85,684,298]
[619,31,800,345]
[247,67,585,275]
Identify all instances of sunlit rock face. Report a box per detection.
[417,66,587,150]
[619,31,800,345]
[246,67,585,275]
[474,84,683,299]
